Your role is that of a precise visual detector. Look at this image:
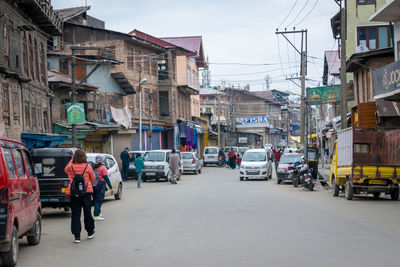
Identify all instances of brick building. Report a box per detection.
[0,0,62,141]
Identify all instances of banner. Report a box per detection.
[236,116,270,128]
[306,85,340,105]
[373,60,400,100]
[66,103,85,125]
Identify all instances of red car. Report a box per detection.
[0,137,41,267]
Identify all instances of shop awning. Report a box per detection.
[111,72,135,94]
[137,125,164,131]
[21,133,68,150]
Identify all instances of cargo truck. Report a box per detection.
[330,127,400,200]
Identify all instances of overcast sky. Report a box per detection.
[53,0,339,94]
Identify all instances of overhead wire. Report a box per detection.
[286,0,311,27]
[294,0,320,27]
[277,0,299,29]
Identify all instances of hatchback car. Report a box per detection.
[0,137,42,267]
[239,149,273,181]
[87,153,123,200]
[142,150,171,182]
[181,152,203,174]
[128,151,145,179]
[283,148,298,154]
[276,153,305,184]
[203,147,219,166]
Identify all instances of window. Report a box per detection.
[3,148,16,178]
[354,143,370,153]
[159,91,169,116]
[192,70,196,87]
[29,35,34,80]
[96,103,103,121]
[34,39,40,81]
[106,158,115,168]
[357,0,375,4]
[127,48,134,69]
[100,46,115,60]
[40,43,46,84]
[13,149,26,177]
[60,59,69,74]
[187,67,191,85]
[32,106,37,129]
[2,85,10,126]
[357,26,390,50]
[25,102,30,129]
[158,55,168,80]
[3,20,10,67]
[43,110,48,133]
[22,32,29,76]
[22,150,33,176]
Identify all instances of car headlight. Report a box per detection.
[157,165,164,170]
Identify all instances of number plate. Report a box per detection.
[61,188,67,193]
[247,171,259,175]
[147,172,156,176]
[369,179,386,185]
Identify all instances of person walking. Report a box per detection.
[120,147,130,182]
[134,154,144,188]
[169,149,181,184]
[228,149,236,169]
[92,155,114,221]
[275,146,282,170]
[64,149,96,243]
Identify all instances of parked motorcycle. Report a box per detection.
[289,162,315,191]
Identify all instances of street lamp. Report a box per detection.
[139,78,148,150]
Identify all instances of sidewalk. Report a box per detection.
[317,163,331,190]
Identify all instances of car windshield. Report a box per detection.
[144,152,165,162]
[205,148,218,154]
[224,148,230,153]
[284,149,297,154]
[182,153,194,159]
[280,155,302,164]
[239,148,248,153]
[243,152,266,162]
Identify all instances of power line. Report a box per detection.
[286,0,311,27]
[294,0,320,27]
[277,0,299,29]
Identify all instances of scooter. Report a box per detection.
[289,163,315,191]
[218,156,226,168]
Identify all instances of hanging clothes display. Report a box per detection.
[179,122,187,138]
[180,145,187,152]
[193,129,198,149]
[186,126,192,147]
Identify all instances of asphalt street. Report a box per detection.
[17,166,400,267]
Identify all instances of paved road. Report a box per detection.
[18,167,400,267]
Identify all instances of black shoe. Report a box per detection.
[74,237,80,243]
[88,231,96,239]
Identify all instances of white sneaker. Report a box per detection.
[74,238,80,243]
[87,231,96,239]
[93,216,104,221]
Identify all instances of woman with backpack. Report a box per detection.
[65,149,96,243]
[92,155,113,221]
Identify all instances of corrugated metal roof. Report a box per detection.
[250,91,274,100]
[376,100,400,117]
[324,50,340,76]
[160,36,202,55]
[48,71,97,91]
[55,6,90,21]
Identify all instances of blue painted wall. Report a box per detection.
[86,65,126,95]
[47,56,60,71]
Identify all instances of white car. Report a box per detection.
[203,146,219,166]
[239,149,273,181]
[86,153,123,200]
[283,148,298,154]
[142,150,183,182]
[224,146,239,158]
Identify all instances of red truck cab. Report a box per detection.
[0,137,41,267]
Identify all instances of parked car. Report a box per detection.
[203,147,219,166]
[224,146,239,158]
[238,147,249,157]
[276,153,305,184]
[128,151,146,179]
[239,149,273,181]
[143,150,172,182]
[264,144,273,150]
[86,153,123,200]
[181,152,203,174]
[0,137,42,266]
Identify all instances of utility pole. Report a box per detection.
[339,0,348,128]
[71,48,77,147]
[275,29,307,145]
[148,92,153,150]
[217,87,221,148]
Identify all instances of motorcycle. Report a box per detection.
[289,162,315,191]
[218,156,226,168]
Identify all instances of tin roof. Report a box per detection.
[376,100,400,117]
[55,6,90,22]
[160,36,206,68]
[48,71,98,91]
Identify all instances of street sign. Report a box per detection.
[236,116,270,128]
[373,60,400,100]
[238,137,248,143]
[306,85,340,105]
[66,103,85,125]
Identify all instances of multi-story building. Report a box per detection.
[0,0,62,141]
[199,87,229,126]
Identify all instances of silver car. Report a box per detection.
[239,149,273,181]
[181,152,203,175]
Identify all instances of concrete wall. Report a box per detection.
[87,64,126,95]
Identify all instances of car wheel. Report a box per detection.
[391,188,399,200]
[27,212,41,245]
[114,183,122,200]
[240,177,243,181]
[203,163,207,167]
[277,178,282,184]
[345,180,353,200]
[332,178,340,197]
[198,168,202,174]
[1,225,18,267]
[293,176,298,187]
[373,192,380,199]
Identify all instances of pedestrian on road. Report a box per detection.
[64,149,96,243]
[218,149,226,167]
[134,154,144,188]
[120,147,130,182]
[228,149,236,169]
[169,149,181,184]
[275,147,282,170]
[92,155,114,221]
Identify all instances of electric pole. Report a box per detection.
[217,87,221,148]
[148,92,153,150]
[339,0,348,128]
[275,29,307,145]
[71,48,77,147]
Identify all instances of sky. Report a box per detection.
[52,0,340,94]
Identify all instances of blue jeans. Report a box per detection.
[93,182,105,217]
[122,164,129,181]
[137,172,142,187]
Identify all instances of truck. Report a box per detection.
[330,127,400,200]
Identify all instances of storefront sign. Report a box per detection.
[306,85,340,105]
[66,103,85,125]
[238,137,248,143]
[373,60,400,100]
[236,116,270,128]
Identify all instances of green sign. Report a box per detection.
[306,85,340,105]
[66,103,85,124]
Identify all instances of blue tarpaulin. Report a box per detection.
[21,133,68,150]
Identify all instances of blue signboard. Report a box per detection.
[236,116,270,128]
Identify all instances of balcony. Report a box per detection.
[18,0,63,35]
